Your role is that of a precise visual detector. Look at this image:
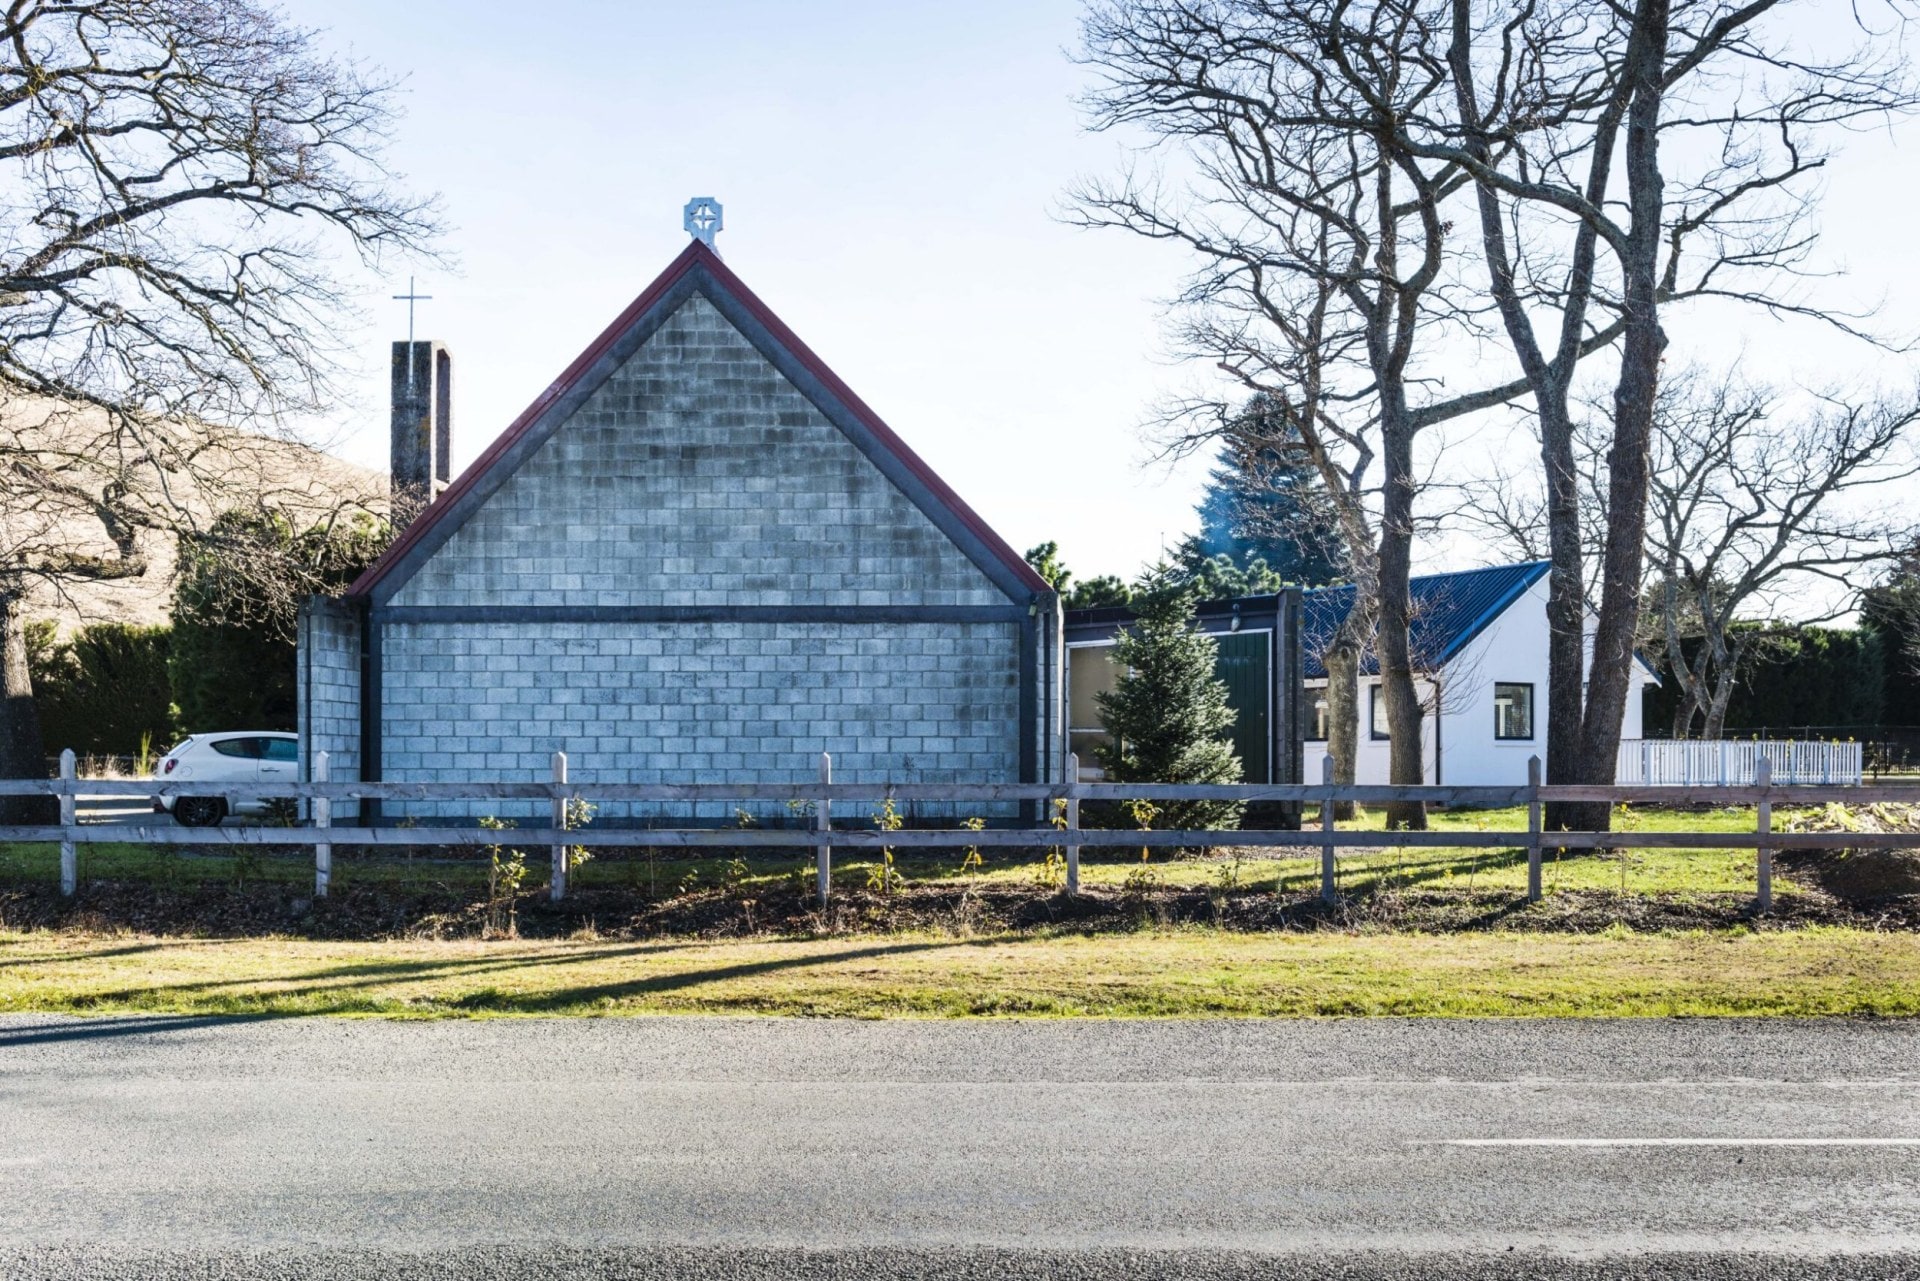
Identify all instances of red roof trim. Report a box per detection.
[349,239,1047,599]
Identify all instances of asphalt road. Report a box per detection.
[74,801,300,838]
[2,1016,1917,1279]
[76,797,262,826]
[76,797,164,825]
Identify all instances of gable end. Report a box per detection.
[352,242,1046,607]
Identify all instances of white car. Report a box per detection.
[152,732,300,827]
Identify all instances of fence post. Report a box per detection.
[550,750,568,902]
[1320,753,1337,905]
[1065,754,1081,897]
[1526,755,1543,903]
[313,751,332,899]
[1756,755,1773,913]
[815,752,831,911]
[58,748,76,897]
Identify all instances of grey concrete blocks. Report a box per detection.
[390,294,1007,611]
[372,619,1021,821]
[315,284,1044,824]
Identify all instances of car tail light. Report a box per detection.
[163,758,176,774]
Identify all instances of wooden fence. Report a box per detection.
[1616,737,1864,786]
[11,750,1920,914]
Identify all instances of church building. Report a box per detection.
[298,212,1063,821]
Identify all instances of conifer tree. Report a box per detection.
[1177,551,1288,601]
[1094,572,1243,830]
[1024,541,1135,610]
[1175,399,1347,589]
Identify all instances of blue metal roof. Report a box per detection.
[1301,562,1549,679]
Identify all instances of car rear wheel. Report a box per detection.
[173,796,227,827]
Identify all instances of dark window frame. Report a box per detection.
[1493,681,1536,741]
[1369,685,1428,741]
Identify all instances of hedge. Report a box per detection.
[26,621,176,757]
[1642,625,1890,735]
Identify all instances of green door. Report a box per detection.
[1213,631,1271,784]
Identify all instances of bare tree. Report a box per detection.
[1073,1,1619,826]
[1402,0,1914,828]
[1215,391,1377,818]
[1463,365,1920,739]
[0,0,437,808]
[1642,371,1920,737]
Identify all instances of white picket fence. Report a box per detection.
[1616,738,1863,786]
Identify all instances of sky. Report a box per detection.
[277,0,1920,591]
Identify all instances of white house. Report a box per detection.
[1303,562,1653,786]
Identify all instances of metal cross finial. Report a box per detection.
[683,197,723,248]
[392,276,432,347]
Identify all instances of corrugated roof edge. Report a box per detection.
[1428,561,1550,665]
[347,238,1049,600]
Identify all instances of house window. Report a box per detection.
[1494,682,1534,740]
[1369,686,1426,740]
[1308,693,1329,742]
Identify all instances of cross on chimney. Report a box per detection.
[392,276,432,348]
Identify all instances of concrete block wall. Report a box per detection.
[296,599,361,820]
[391,293,1005,610]
[376,619,1021,822]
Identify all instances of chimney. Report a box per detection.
[390,340,451,530]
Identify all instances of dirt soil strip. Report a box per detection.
[5,857,1919,941]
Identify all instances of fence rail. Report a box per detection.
[1617,737,1863,786]
[23,777,1920,805]
[13,749,1920,913]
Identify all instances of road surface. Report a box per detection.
[1,1016,1916,1278]
[76,797,266,827]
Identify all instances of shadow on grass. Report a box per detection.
[1328,846,1530,896]
[0,940,174,969]
[62,939,713,1006]
[444,936,1008,1013]
[52,936,998,1014]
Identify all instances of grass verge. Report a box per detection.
[2,927,1915,1018]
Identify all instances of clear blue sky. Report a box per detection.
[280,0,1918,590]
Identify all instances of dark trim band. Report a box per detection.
[359,600,382,826]
[371,604,1027,626]
[1018,611,1038,798]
